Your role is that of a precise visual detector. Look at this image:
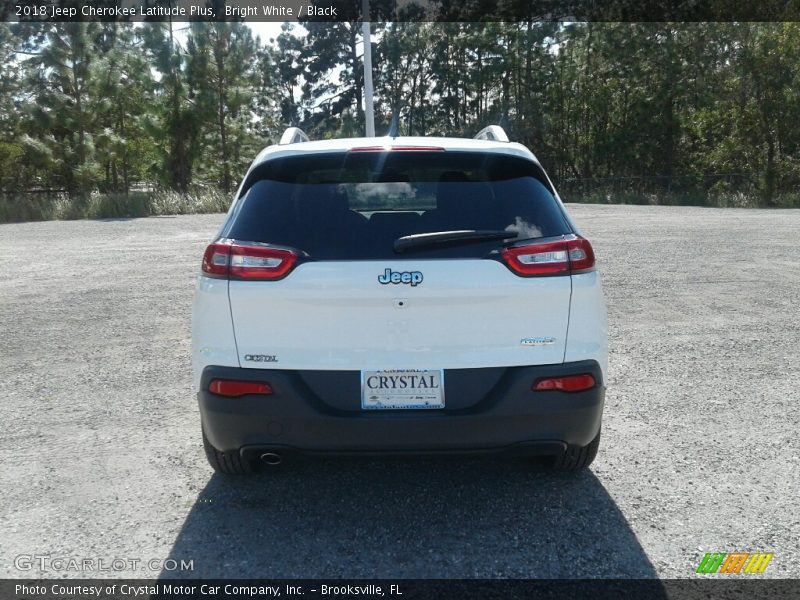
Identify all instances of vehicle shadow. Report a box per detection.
[161,456,661,580]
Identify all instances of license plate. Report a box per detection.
[361,369,445,410]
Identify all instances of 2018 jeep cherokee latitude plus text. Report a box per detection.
[192,128,608,474]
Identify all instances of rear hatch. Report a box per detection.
[221,149,575,371]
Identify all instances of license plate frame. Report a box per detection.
[360,369,445,410]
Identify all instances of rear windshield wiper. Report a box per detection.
[393,230,518,253]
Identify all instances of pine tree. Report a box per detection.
[186,22,260,192]
[141,21,196,193]
[92,24,155,194]
[24,22,101,200]
[0,24,23,192]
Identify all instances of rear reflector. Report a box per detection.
[209,379,273,397]
[501,235,595,277]
[532,374,596,393]
[202,241,298,280]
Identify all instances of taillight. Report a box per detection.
[202,242,231,277]
[201,241,298,281]
[532,374,596,393]
[230,245,298,279]
[209,379,273,397]
[500,235,595,277]
[565,236,595,272]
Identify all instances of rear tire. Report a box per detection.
[202,426,254,474]
[551,429,601,471]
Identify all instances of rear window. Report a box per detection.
[224,151,572,260]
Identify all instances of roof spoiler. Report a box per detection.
[277,125,508,145]
[474,125,509,142]
[279,127,310,145]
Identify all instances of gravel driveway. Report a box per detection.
[1,205,798,579]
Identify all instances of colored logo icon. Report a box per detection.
[696,552,773,574]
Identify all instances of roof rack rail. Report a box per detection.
[279,127,310,145]
[474,125,509,143]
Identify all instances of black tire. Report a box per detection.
[201,426,254,474]
[551,429,601,471]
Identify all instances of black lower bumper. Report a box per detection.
[198,360,604,457]
[198,360,605,458]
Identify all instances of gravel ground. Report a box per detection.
[1,205,798,579]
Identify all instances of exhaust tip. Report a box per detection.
[260,452,282,466]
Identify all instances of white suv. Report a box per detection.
[192,126,607,474]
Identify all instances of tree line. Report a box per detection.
[1,21,799,217]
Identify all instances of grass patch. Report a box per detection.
[0,189,232,223]
[565,190,800,208]
[148,188,230,216]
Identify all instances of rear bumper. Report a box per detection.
[198,360,605,457]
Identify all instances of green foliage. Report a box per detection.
[2,22,800,222]
[186,23,261,192]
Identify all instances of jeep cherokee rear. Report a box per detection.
[191,128,607,474]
